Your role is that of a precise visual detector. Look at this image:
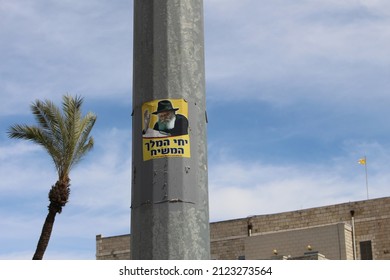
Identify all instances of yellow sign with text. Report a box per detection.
[142,99,190,161]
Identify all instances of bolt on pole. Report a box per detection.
[131,0,210,259]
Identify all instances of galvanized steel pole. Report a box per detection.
[131,0,210,259]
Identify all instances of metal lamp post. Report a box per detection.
[131,0,210,259]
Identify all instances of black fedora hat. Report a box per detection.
[152,100,179,114]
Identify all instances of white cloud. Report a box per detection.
[208,140,390,221]
[70,127,131,209]
[204,0,390,106]
[0,0,133,116]
[0,142,57,194]
[0,215,43,239]
[0,247,94,260]
[0,142,40,160]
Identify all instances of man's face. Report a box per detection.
[158,110,175,123]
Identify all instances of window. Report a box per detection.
[360,241,373,260]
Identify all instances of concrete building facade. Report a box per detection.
[96,196,390,260]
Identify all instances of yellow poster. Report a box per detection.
[142,99,190,161]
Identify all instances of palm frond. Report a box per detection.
[8,124,45,142]
[8,95,97,179]
[7,124,63,170]
[69,112,97,169]
[31,99,66,159]
[60,95,88,175]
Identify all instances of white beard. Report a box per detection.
[166,116,175,129]
[158,115,176,131]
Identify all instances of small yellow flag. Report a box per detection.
[358,158,366,165]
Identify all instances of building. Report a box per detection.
[96,196,390,260]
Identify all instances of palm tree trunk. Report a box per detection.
[32,180,69,260]
[32,205,57,260]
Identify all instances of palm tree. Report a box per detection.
[7,95,97,260]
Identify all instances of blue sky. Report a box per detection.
[1,0,390,259]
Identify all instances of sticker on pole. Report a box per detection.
[142,99,190,161]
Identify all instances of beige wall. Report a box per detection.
[210,197,390,260]
[96,197,390,260]
[245,223,352,260]
[96,234,130,260]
